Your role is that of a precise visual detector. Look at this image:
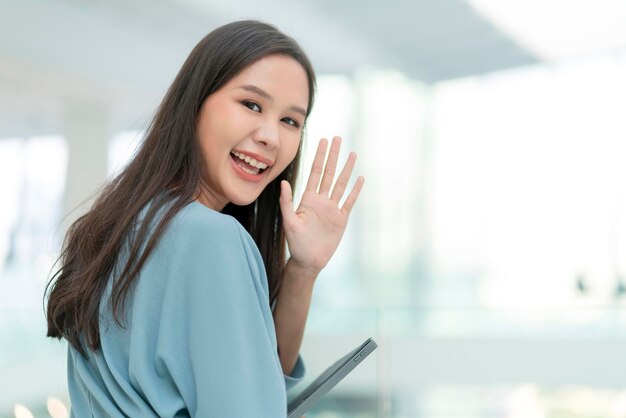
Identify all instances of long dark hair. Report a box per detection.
[45,20,316,357]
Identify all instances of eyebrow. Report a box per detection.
[238,84,307,117]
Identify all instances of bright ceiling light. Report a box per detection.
[13,404,34,418]
[47,396,69,418]
[466,0,626,60]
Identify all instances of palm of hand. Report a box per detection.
[279,136,364,273]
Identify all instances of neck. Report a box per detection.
[194,185,227,212]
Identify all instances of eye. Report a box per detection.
[241,100,261,112]
[282,117,300,128]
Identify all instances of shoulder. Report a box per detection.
[136,198,264,278]
[156,200,260,264]
[171,201,252,243]
[154,200,268,297]
[171,201,241,240]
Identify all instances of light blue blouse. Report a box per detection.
[67,199,305,417]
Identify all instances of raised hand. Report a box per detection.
[279,136,364,275]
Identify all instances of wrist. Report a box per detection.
[286,257,321,282]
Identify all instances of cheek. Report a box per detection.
[277,141,301,172]
[266,142,298,183]
[281,137,300,166]
[197,103,243,148]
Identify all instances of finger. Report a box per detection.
[304,138,328,193]
[340,176,365,216]
[318,136,342,196]
[330,151,357,203]
[279,180,297,226]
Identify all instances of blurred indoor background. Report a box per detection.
[2,0,626,417]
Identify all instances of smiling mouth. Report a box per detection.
[230,151,268,175]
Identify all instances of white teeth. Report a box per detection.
[231,151,269,169]
[240,165,258,175]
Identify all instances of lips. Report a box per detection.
[230,149,274,167]
[230,153,262,174]
[229,153,267,183]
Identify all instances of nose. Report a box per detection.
[252,122,280,149]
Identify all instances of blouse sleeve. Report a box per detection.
[285,355,306,391]
[152,211,292,417]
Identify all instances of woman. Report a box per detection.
[45,20,364,417]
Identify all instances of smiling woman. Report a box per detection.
[195,55,309,208]
[44,19,364,418]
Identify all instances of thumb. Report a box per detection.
[279,180,297,225]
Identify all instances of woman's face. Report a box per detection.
[195,54,309,210]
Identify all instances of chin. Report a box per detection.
[228,192,262,207]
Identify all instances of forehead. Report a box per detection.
[225,55,309,108]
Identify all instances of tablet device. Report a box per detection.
[287,338,377,418]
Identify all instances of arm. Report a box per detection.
[273,258,318,375]
[276,136,364,376]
